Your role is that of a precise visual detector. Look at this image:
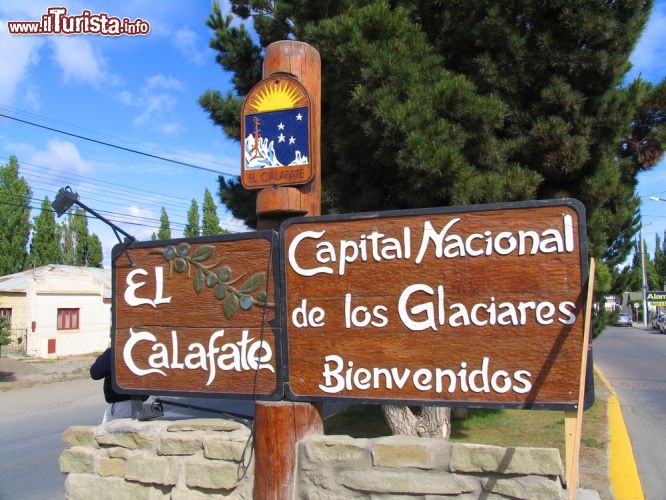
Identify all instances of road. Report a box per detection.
[0,374,343,499]
[1,325,662,500]
[0,378,102,500]
[593,324,666,500]
[0,377,260,499]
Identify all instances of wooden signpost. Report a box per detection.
[247,41,323,500]
[112,232,282,399]
[109,39,596,499]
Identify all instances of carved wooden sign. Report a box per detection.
[281,200,589,409]
[241,75,313,189]
[112,232,282,399]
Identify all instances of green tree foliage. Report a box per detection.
[653,233,666,290]
[57,207,102,267]
[157,207,172,240]
[0,315,10,353]
[0,156,32,275]
[72,207,91,266]
[202,188,223,236]
[59,208,77,265]
[86,234,104,268]
[200,0,665,271]
[184,199,201,238]
[30,197,62,267]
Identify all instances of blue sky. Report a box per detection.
[0,1,665,268]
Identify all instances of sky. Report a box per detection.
[0,1,665,269]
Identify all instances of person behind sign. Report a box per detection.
[90,347,144,422]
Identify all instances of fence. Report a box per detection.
[1,328,27,356]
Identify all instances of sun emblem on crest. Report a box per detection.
[249,79,305,112]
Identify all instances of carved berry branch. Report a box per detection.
[149,242,275,319]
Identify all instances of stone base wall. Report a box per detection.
[59,419,254,500]
[298,435,565,499]
[60,419,566,499]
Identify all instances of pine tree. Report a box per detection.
[0,156,32,275]
[30,197,62,266]
[157,207,172,240]
[202,188,222,236]
[200,0,666,439]
[200,0,665,268]
[184,199,200,238]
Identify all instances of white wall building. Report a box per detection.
[0,265,111,358]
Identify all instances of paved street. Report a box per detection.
[593,324,666,500]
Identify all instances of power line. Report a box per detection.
[0,112,239,178]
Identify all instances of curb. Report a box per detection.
[594,364,644,499]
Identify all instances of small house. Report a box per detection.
[0,265,111,358]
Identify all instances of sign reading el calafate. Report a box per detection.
[112,232,282,399]
[281,200,590,410]
[241,75,313,189]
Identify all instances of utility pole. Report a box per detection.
[641,224,648,327]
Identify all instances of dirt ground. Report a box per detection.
[0,353,97,390]
[0,354,613,498]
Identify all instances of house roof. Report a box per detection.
[0,265,111,297]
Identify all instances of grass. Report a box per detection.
[325,393,606,458]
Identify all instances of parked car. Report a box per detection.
[616,312,632,327]
[651,313,666,331]
[657,314,666,333]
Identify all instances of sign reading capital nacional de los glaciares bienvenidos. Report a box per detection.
[111,231,282,400]
[281,199,591,410]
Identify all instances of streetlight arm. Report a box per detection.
[72,198,135,244]
[52,186,136,266]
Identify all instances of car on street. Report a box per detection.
[651,313,666,331]
[616,312,633,327]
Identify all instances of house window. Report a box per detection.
[57,308,79,330]
[0,308,11,327]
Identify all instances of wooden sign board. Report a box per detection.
[241,75,313,189]
[281,200,591,409]
[112,232,282,400]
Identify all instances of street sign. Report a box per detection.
[112,232,282,399]
[281,200,589,410]
[241,75,314,189]
[646,291,666,302]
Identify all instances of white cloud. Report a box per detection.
[50,36,121,87]
[0,21,44,107]
[26,139,93,174]
[174,27,206,66]
[119,74,185,135]
[146,74,184,92]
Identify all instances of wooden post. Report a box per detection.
[565,258,595,498]
[253,41,322,500]
[255,40,321,229]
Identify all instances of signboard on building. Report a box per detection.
[281,200,589,409]
[241,75,313,189]
[112,232,282,399]
[645,290,666,305]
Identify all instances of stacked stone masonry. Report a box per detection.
[60,419,567,499]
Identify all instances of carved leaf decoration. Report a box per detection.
[223,293,239,320]
[239,272,265,294]
[192,245,215,262]
[194,268,204,294]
